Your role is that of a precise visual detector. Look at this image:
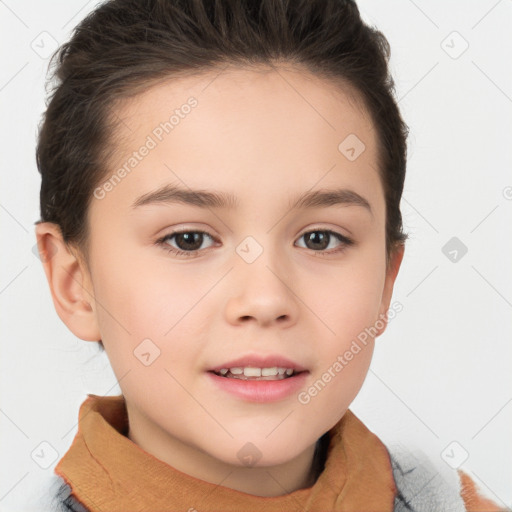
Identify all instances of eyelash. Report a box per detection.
[155,228,354,258]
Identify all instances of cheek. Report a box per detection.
[297,324,375,434]
[89,246,213,376]
[303,245,385,415]
[91,246,195,335]
[89,257,202,397]
[313,345,374,429]
[311,253,386,344]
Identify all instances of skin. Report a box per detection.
[36,64,404,497]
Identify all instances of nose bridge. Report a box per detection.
[235,233,287,287]
[225,233,299,326]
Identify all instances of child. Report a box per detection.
[34,0,504,510]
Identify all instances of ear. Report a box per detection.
[35,222,101,342]
[375,243,405,337]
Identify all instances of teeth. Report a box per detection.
[215,366,296,378]
[244,367,261,377]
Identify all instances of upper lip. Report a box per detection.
[208,354,308,373]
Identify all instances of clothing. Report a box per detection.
[46,394,504,511]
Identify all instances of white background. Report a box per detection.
[1,0,511,510]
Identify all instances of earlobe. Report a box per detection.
[35,222,101,342]
[376,244,405,337]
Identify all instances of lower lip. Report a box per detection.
[207,371,309,403]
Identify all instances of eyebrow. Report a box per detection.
[131,183,372,214]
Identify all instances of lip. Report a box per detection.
[207,371,308,403]
[208,354,308,372]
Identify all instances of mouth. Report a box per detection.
[206,360,309,402]
[209,367,304,381]
[208,355,308,382]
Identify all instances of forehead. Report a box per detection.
[113,63,376,146]
[99,64,382,213]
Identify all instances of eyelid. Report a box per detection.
[297,225,353,241]
[155,225,218,244]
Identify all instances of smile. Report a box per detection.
[212,367,297,380]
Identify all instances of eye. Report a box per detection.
[155,228,354,258]
[295,229,354,255]
[156,230,216,258]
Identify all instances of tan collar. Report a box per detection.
[55,394,396,511]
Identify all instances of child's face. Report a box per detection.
[53,66,402,475]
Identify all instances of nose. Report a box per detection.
[224,249,300,329]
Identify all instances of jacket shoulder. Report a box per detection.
[45,475,89,512]
[388,444,466,512]
[388,444,507,512]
